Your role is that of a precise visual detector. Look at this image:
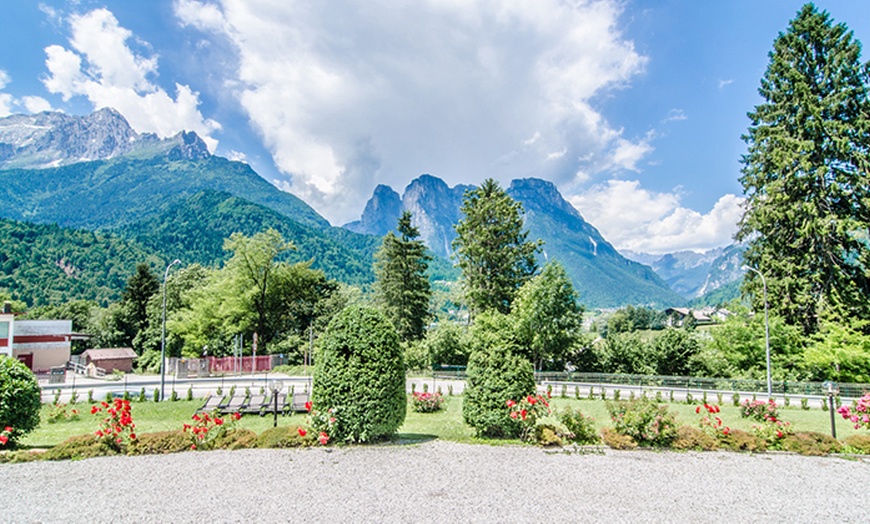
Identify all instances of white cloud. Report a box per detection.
[663,108,687,122]
[570,180,744,254]
[42,8,221,151]
[718,78,734,90]
[22,96,52,113]
[175,0,650,224]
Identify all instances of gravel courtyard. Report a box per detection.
[1,441,867,522]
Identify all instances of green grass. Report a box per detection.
[18,394,864,449]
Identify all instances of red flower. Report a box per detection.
[101,401,109,408]
[506,399,516,408]
[520,409,528,420]
[95,430,104,437]
[3,426,11,433]
[232,412,241,421]
[0,435,8,445]
[527,395,537,405]
[297,428,307,437]
[305,401,313,412]
[191,444,197,450]
[695,406,701,414]
[192,414,201,422]
[129,433,137,440]
[510,411,518,419]
[776,431,783,439]
[318,432,330,445]
[215,418,224,426]
[722,427,730,435]
[91,405,100,414]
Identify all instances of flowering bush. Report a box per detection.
[837,394,870,430]
[411,392,445,413]
[306,402,337,446]
[695,403,730,439]
[740,399,779,423]
[183,410,241,450]
[607,399,677,447]
[506,394,552,442]
[90,398,137,451]
[559,407,599,445]
[751,418,793,449]
[46,403,81,424]
[0,426,12,447]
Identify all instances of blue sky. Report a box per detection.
[1,1,868,254]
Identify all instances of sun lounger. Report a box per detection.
[220,394,249,414]
[242,394,270,415]
[288,391,311,413]
[196,394,227,413]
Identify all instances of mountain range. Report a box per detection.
[0,108,743,308]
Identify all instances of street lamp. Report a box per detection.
[160,259,182,402]
[269,379,284,428]
[743,265,772,398]
[823,381,839,438]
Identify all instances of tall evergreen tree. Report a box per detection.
[374,211,432,342]
[121,263,160,347]
[452,179,541,316]
[737,4,870,335]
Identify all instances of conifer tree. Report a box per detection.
[374,211,432,342]
[738,4,870,334]
[452,179,541,316]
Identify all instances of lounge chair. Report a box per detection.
[196,394,227,413]
[242,394,271,416]
[220,394,249,414]
[289,391,311,413]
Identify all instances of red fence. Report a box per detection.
[208,355,273,374]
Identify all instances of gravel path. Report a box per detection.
[1,441,867,523]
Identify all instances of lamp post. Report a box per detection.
[743,265,771,398]
[269,379,284,428]
[160,259,182,403]
[823,381,839,438]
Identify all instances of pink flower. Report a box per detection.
[318,432,330,445]
[506,400,516,408]
[510,412,518,419]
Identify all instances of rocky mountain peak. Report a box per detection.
[0,108,209,170]
[343,184,402,236]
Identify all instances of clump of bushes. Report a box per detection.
[255,426,314,448]
[606,399,677,447]
[312,305,406,443]
[780,432,841,456]
[128,431,191,455]
[600,427,637,450]
[0,356,42,446]
[672,426,719,451]
[559,407,599,445]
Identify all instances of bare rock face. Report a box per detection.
[343,184,403,236]
[0,108,208,169]
[402,175,470,258]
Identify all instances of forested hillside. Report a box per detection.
[0,219,160,306]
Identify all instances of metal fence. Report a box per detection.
[433,368,870,399]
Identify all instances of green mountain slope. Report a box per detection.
[115,190,377,284]
[0,155,327,230]
[0,218,160,307]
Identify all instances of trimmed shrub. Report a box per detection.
[673,426,719,451]
[843,434,870,454]
[560,407,599,445]
[780,431,841,456]
[212,428,259,450]
[721,429,765,452]
[42,434,116,461]
[462,345,535,438]
[128,430,191,455]
[0,356,42,445]
[255,426,314,448]
[601,427,637,450]
[607,399,677,447]
[312,305,406,443]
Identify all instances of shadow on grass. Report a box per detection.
[392,433,439,444]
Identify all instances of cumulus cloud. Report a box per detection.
[22,96,52,113]
[42,8,221,150]
[175,0,650,224]
[0,70,53,116]
[570,180,744,254]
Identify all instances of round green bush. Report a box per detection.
[0,356,42,444]
[312,305,406,443]
[462,345,535,438]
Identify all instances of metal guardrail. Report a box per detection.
[433,369,870,399]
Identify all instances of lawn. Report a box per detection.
[18,393,864,449]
